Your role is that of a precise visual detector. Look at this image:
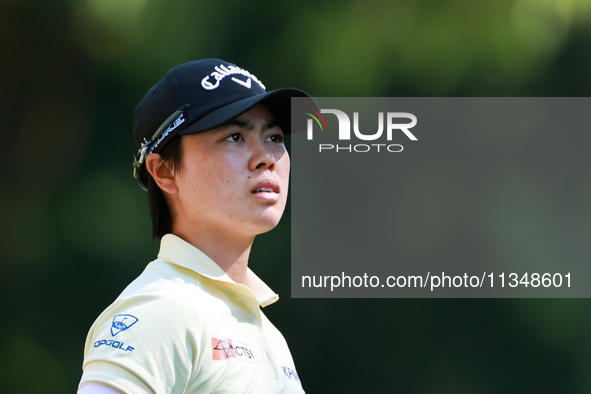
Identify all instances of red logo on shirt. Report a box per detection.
[211,338,260,363]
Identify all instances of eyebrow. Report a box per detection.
[226,119,278,131]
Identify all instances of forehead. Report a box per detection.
[180,104,280,146]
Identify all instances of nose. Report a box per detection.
[248,138,276,172]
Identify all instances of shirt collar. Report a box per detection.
[157,234,279,307]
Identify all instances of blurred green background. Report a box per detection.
[1,0,591,392]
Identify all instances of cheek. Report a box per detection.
[179,156,222,197]
[277,155,290,186]
[190,157,243,198]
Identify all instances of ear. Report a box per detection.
[145,153,179,195]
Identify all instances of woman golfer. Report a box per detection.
[78,59,311,394]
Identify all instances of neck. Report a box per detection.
[172,224,255,285]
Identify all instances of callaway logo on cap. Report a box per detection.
[132,58,314,191]
[200,64,265,90]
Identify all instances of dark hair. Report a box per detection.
[147,136,184,239]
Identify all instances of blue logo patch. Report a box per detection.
[111,314,138,336]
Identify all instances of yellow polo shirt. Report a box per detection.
[79,234,304,394]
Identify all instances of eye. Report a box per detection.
[225,133,243,142]
[265,134,284,144]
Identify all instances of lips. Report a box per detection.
[251,179,280,195]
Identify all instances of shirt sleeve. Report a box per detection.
[78,381,127,394]
[80,285,201,394]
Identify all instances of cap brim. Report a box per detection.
[178,88,316,135]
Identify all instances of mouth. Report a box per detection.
[251,179,280,200]
[252,187,277,193]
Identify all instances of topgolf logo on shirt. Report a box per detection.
[211,338,260,363]
[111,314,139,336]
[304,108,418,153]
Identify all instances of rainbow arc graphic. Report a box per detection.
[303,107,328,131]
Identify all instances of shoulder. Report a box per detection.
[86,258,206,342]
[80,260,207,394]
[99,260,200,321]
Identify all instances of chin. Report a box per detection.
[246,210,285,236]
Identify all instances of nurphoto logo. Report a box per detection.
[304,108,418,153]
